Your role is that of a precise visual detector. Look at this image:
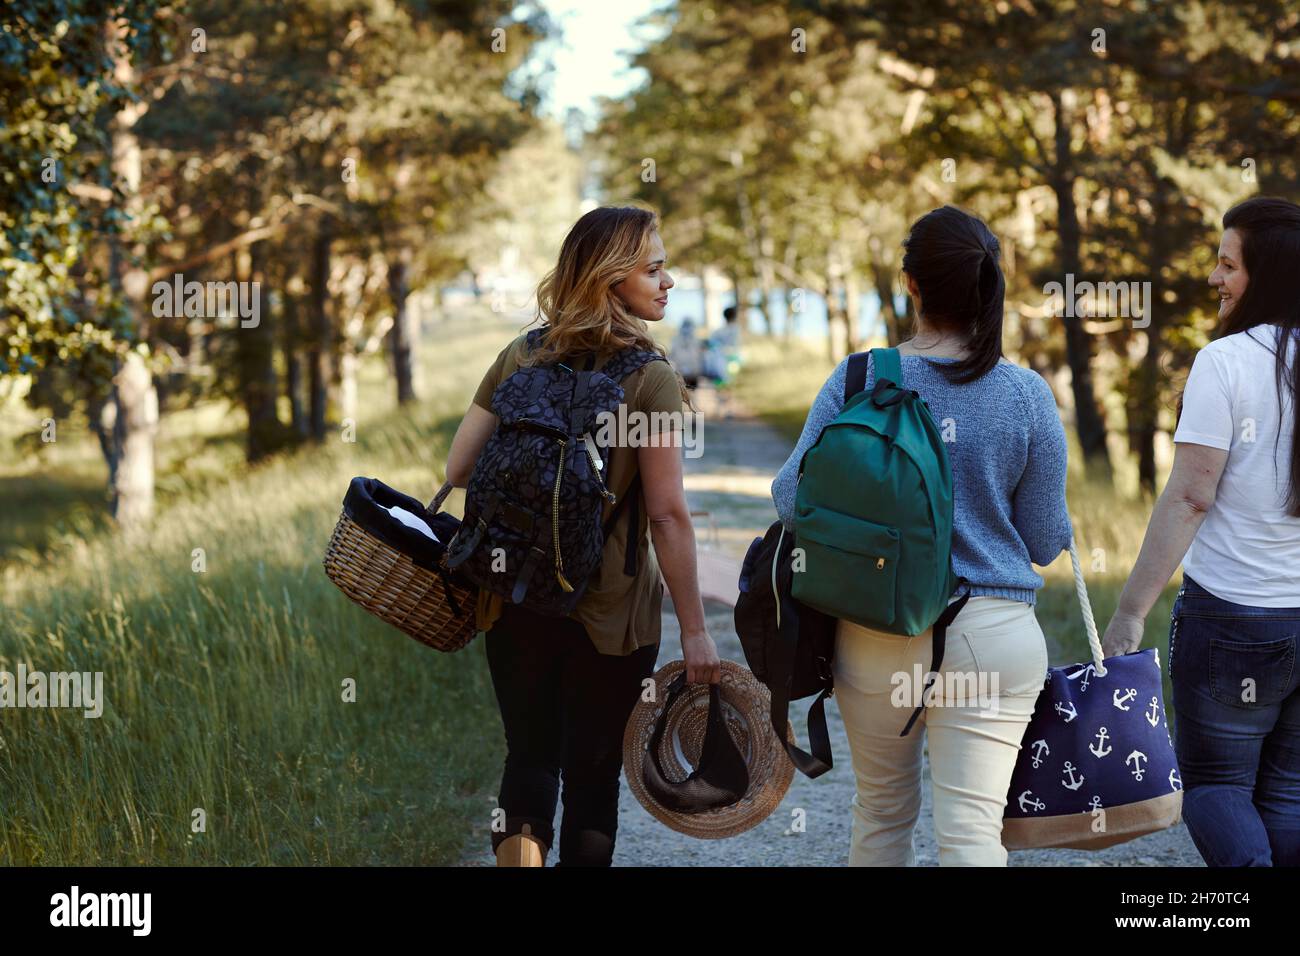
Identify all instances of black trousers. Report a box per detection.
[485,602,659,866]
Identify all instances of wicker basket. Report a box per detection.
[323,480,478,652]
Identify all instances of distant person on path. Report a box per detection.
[770,205,1072,866]
[1103,196,1300,867]
[445,205,720,867]
[704,305,743,417]
[671,317,704,390]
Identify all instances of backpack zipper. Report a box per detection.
[584,440,617,503]
[552,438,574,592]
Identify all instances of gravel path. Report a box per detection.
[463,383,1204,866]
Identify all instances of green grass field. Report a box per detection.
[0,310,535,865]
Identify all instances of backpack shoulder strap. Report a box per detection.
[524,327,548,353]
[600,347,668,383]
[844,351,870,402]
[592,349,669,579]
[870,347,902,388]
[524,326,597,373]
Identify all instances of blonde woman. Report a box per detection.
[445,206,720,867]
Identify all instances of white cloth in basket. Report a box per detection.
[384,504,440,543]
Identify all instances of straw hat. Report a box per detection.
[623,659,795,839]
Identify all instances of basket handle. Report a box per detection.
[1068,534,1106,676]
[427,480,455,516]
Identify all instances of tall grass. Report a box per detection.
[0,311,532,865]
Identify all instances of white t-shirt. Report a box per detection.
[1174,324,1300,606]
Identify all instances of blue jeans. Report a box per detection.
[1170,573,1300,866]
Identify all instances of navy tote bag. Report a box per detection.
[1002,538,1183,850]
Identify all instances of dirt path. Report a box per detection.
[463,383,1203,866]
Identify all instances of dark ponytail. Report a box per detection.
[900,205,1005,384]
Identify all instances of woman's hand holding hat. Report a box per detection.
[681,627,721,684]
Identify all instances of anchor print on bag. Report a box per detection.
[1030,739,1049,768]
[1112,687,1137,711]
[1066,662,1096,691]
[1088,726,1111,758]
[1126,750,1148,782]
[1145,697,1160,728]
[1006,648,1181,830]
[1002,538,1183,849]
[1018,791,1046,814]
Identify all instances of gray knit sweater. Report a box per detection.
[770,353,1073,604]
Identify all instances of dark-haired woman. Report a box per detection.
[445,206,720,867]
[1103,196,1300,867]
[771,205,1072,866]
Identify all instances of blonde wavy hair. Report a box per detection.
[522,205,695,411]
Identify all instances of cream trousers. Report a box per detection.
[833,596,1048,866]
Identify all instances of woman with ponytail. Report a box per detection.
[1102,196,1300,867]
[771,205,1073,865]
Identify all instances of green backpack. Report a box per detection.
[792,347,971,735]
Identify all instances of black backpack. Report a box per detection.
[445,326,668,617]
[735,518,837,778]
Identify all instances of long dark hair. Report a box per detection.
[1216,196,1300,516]
[900,205,1005,384]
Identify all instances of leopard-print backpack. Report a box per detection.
[444,326,668,617]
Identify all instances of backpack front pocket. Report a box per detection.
[792,505,899,627]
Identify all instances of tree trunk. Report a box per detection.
[336,257,361,429]
[103,18,157,533]
[282,286,307,439]
[824,279,846,363]
[753,282,773,336]
[755,199,778,336]
[868,235,902,345]
[308,224,333,443]
[108,351,158,531]
[781,241,799,341]
[728,271,751,336]
[875,268,901,345]
[1134,335,1162,495]
[388,250,416,405]
[729,156,769,335]
[1134,139,1175,494]
[236,236,282,462]
[87,391,116,487]
[186,314,208,377]
[840,239,861,354]
[338,346,359,428]
[1051,89,1113,480]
